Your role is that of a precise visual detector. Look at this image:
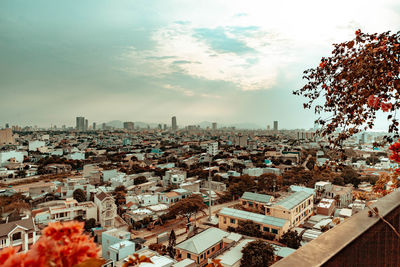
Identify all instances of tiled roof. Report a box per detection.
[274,191,312,210]
[241,192,272,204]
[176,227,228,254]
[95,191,109,201]
[219,208,287,228]
[0,218,35,237]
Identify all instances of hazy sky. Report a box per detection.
[0,0,399,128]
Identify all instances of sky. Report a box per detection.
[0,0,399,129]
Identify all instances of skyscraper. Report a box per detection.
[273,121,278,131]
[76,117,85,131]
[212,122,217,130]
[172,116,177,131]
[92,122,96,130]
[123,122,134,131]
[85,119,88,131]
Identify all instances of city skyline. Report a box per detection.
[0,0,399,130]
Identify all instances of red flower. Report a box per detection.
[367,95,381,109]
[380,102,392,112]
[355,29,361,35]
[319,61,326,68]
[0,221,99,267]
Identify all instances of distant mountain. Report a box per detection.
[105,120,123,128]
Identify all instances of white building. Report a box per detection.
[94,190,118,228]
[0,218,38,253]
[0,150,25,167]
[28,140,46,151]
[33,198,97,225]
[207,142,219,156]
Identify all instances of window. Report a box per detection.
[271,229,278,234]
[201,254,203,259]
[230,218,235,224]
[28,233,33,239]
[207,250,210,255]
[263,226,270,232]
[12,232,21,241]
[223,217,226,224]
[212,247,215,252]
[187,253,191,259]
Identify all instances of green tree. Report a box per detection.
[241,240,275,267]
[278,230,302,249]
[236,220,263,238]
[167,195,207,223]
[84,218,96,232]
[167,229,176,259]
[72,189,86,202]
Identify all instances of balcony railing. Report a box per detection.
[272,189,400,266]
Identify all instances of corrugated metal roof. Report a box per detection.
[274,191,312,210]
[219,208,287,227]
[241,192,273,203]
[176,228,228,254]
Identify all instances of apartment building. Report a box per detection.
[218,208,290,239]
[266,191,314,227]
[240,192,274,213]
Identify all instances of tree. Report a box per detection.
[240,240,275,267]
[84,218,96,232]
[73,189,86,202]
[236,220,263,238]
[167,229,176,259]
[134,176,147,185]
[278,230,302,249]
[294,30,400,147]
[167,195,207,224]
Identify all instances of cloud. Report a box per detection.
[123,23,296,91]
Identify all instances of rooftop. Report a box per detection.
[241,192,273,204]
[176,227,228,255]
[219,208,288,228]
[274,191,312,210]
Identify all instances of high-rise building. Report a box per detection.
[163,124,167,130]
[76,117,85,131]
[85,119,88,131]
[207,142,219,156]
[5,123,9,129]
[212,122,217,130]
[273,121,278,131]
[123,122,134,131]
[172,116,177,131]
[0,128,15,146]
[92,122,96,130]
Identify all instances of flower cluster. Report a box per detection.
[389,140,400,174]
[367,95,392,112]
[0,221,99,267]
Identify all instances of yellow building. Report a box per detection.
[266,191,314,227]
[218,207,290,239]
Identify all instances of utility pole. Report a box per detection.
[208,154,212,221]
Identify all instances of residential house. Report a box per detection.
[94,190,117,228]
[175,228,229,266]
[0,218,38,252]
[33,198,97,225]
[316,198,336,216]
[102,228,133,260]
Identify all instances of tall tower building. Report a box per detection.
[85,119,88,131]
[273,121,278,132]
[212,122,217,130]
[123,122,134,131]
[172,116,177,131]
[92,122,96,130]
[76,117,85,131]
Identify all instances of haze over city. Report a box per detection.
[1,0,399,129]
